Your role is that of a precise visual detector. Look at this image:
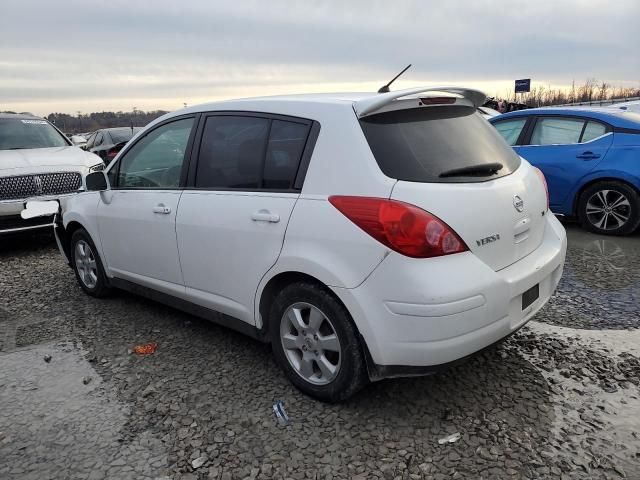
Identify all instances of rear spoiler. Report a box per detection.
[354,86,487,118]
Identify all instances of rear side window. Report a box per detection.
[581,121,607,142]
[195,116,310,190]
[360,106,521,183]
[493,117,527,145]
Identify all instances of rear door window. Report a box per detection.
[531,117,585,145]
[359,106,521,183]
[196,116,270,189]
[493,117,528,145]
[263,120,308,189]
[195,115,310,190]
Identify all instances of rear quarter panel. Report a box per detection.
[270,196,390,289]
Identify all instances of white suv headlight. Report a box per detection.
[89,163,105,172]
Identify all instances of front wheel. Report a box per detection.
[269,282,368,402]
[70,229,112,297]
[578,181,640,235]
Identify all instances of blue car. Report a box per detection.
[490,108,640,235]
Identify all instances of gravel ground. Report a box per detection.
[0,223,638,480]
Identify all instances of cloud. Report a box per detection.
[1,0,638,114]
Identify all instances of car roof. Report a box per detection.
[0,112,44,120]
[183,89,485,112]
[491,106,640,129]
[147,87,487,132]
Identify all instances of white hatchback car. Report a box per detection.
[55,87,567,402]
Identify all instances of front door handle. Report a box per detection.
[251,210,280,223]
[153,204,171,214]
[576,151,601,160]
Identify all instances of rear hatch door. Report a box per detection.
[359,102,547,271]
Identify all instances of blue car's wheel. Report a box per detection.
[578,181,640,236]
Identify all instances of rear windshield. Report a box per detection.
[109,127,142,144]
[360,106,521,183]
[0,118,69,150]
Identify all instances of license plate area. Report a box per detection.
[522,283,539,310]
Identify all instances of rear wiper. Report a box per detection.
[439,162,503,178]
[7,147,29,150]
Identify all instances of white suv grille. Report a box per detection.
[0,172,82,201]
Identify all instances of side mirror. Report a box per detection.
[86,171,108,191]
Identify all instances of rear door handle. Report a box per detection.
[153,204,171,214]
[576,151,601,160]
[251,210,280,223]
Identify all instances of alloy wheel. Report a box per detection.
[74,240,98,289]
[585,189,631,231]
[280,302,342,386]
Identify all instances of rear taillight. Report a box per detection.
[533,167,549,211]
[106,147,120,159]
[329,196,468,258]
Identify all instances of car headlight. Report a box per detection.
[89,163,105,172]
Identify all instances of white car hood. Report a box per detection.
[0,146,100,176]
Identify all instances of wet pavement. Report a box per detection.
[0,223,638,479]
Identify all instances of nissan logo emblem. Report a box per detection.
[513,195,524,212]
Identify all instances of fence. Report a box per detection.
[554,96,640,107]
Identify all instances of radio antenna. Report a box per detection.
[377,64,412,93]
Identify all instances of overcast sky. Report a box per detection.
[1,0,639,115]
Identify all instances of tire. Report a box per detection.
[577,181,640,236]
[269,281,368,402]
[70,228,112,297]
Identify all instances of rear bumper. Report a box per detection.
[332,214,567,376]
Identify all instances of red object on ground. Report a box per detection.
[133,342,158,355]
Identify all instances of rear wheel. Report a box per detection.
[269,282,367,402]
[578,181,640,235]
[70,229,112,297]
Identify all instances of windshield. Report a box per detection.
[109,127,142,144]
[360,106,521,183]
[0,118,69,150]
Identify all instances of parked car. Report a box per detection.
[69,135,87,149]
[607,100,640,114]
[54,87,566,401]
[0,113,104,235]
[478,106,500,119]
[490,108,640,235]
[84,127,143,164]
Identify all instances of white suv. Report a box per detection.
[0,113,104,235]
[55,87,567,402]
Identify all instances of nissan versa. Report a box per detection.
[53,87,567,402]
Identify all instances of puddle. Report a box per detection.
[522,321,640,477]
[0,341,167,479]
